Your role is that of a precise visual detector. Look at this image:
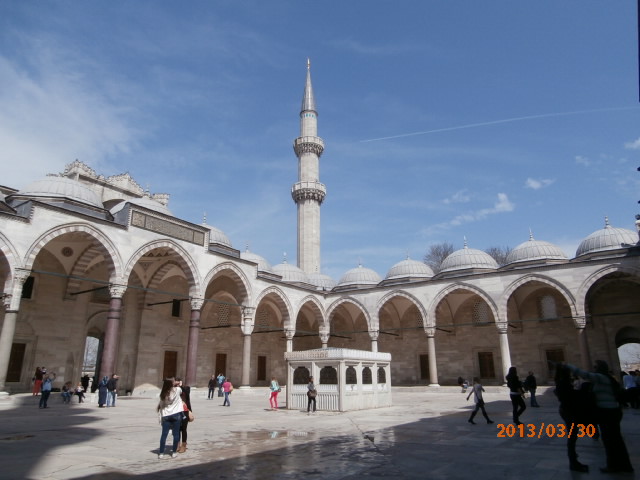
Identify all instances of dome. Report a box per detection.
[307,272,337,290]
[202,222,232,247]
[576,218,638,257]
[440,243,498,273]
[386,258,434,280]
[240,249,273,273]
[338,264,382,287]
[19,176,102,208]
[109,196,173,216]
[506,233,567,265]
[272,261,309,283]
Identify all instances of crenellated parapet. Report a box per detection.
[291,181,326,204]
[293,136,324,157]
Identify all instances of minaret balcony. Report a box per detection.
[293,136,324,157]
[291,181,326,204]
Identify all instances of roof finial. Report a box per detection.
[283,252,288,263]
[463,236,468,248]
[529,228,534,241]
[307,58,311,70]
[245,242,250,252]
[406,250,410,260]
[202,211,207,225]
[604,216,610,228]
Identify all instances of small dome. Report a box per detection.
[201,220,232,247]
[440,242,498,273]
[272,261,309,283]
[506,233,567,265]
[240,249,273,273]
[110,196,173,216]
[338,264,381,287]
[576,218,638,257]
[19,176,102,207]
[307,272,337,290]
[386,258,434,280]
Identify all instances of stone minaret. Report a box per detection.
[292,59,326,274]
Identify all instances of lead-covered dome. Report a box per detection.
[386,258,434,280]
[272,260,309,284]
[19,176,102,207]
[240,248,273,273]
[506,233,567,265]
[338,264,382,287]
[440,242,498,273]
[307,272,337,290]
[201,218,232,247]
[576,218,638,257]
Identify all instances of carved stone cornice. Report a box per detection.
[293,136,324,157]
[291,182,326,204]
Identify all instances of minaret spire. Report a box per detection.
[292,60,326,274]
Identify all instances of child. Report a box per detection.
[75,383,86,403]
[466,377,493,424]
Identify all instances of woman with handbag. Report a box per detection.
[466,377,493,424]
[175,378,192,454]
[269,377,281,410]
[506,367,526,425]
[157,377,183,459]
[307,376,317,414]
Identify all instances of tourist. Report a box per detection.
[222,377,233,406]
[39,372,56,409]
[307,376,317,414]
[207,374,216,400]
[565,360,633,473]
[157,377,182,459]
[61,381,72,404]
[466,377,493,424]
[269,376,280,410]
[217,372,226,397]
[75,383,86,403]
[97,375,109,407]
[524,371,540,407]
[554,364,590,472]
[32,366,44,396]
[506,367,526,425]
[175,378,192,453]
[106,374,119,407]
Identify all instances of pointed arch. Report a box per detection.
[326,296,372,330]
[202,262,252,306]
[0,231,21,291]
[376,290,428,329]
[576,265,640,316]
[293,295,326,330]
[254,286,293,325]
[23,223,122,281]
[499,274,577,321]
[65,244,107,297]
[427,283,499,328]
[123,239,200,296]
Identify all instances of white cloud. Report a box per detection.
[624,138,640,150]
[575,155,591,166]
[422,193,515,236]
[525,177,555,190]
[443,189,471,204]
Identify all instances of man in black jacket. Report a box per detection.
[106,374,119,407]
[524,371,540,407]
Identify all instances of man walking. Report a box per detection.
[106,374,119,407]
[524,371,540,407]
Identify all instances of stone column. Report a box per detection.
[285,327,296,353]
[99,285,127,380]
[0,269,30,392]
[240,307,255,388]
[369,330,379,353]
[185,298,204,386]
[319,327,330,349]
[575,318,591,370]
[426,328,439,387]
[497,323,511,383]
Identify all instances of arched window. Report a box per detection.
[346,366,357,384]
[320,366,337,385]
[538,295,557,320]
[362,367,372,384]
[293,366,310,384]
[473,300,491,325]
[377,367,386,384]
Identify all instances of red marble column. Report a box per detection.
[185,298,203,386]
[100,285,127,379]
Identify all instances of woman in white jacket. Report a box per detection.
[157,378,183,459]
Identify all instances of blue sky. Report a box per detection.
[1,1,639,282]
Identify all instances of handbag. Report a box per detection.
[308,389,317,398]
[188,410,195,422]
[277,387,282,393]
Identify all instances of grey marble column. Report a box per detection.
[426,328,439,386]
[369,330,379,353]
[185,298,204,386]
[0,269,30,392]
[240,307,255,388]
[575,318,591,370]
[497,323,512,383]
[99,285,127,380]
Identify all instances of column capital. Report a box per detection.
[573,317,587,329]
[319,330,330,344]
[424,327,436,338]
[242,306,255,319]
[369,330,379,342]
[14,269,31,284]
[2,294,11,310]
[108,284,127,299]
[284,328,296,340]
[496,322,509,334]
[190,297,204,311]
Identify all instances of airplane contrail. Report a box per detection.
[360,106,640,143]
